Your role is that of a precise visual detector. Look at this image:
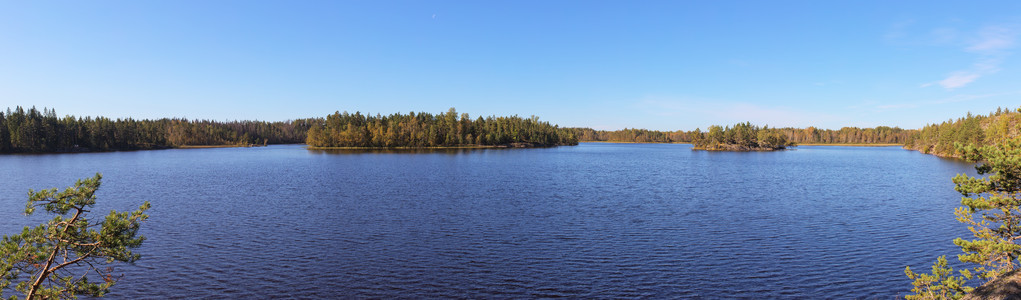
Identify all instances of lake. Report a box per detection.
[0,143,975,298]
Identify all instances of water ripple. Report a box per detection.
[0,144,977,298]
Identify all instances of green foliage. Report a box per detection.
[905,134,1021,298]
[0,174,150,299]
[0,106,312,153]
[905,106,1021,158]
[904,256,973,300]
[4,106,922,151]
[306,108,578,148]
[565,127,693,143]
[566,125,911,145]
[950,138,1021,279]
[690,122,792,150]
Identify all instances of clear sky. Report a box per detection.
[1,1,1019,131]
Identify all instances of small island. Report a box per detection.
[305,108,578,149]
[691,122,795,151]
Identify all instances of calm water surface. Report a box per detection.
[0,143,974,298]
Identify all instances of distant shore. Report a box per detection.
[177,144,265,149]
[308,146,501,150]
[580,141,904,147]
[797,143,901,147]
[580,141,690,144]
[307,142,568,150]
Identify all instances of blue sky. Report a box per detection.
[1,1,1019,131]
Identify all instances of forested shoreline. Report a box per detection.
[690,122,793,151]
[3,106,1018,155]
[306,108,578,148]
[568,125,912,145]
[904,108,1021,158]
[0,107,312,153]
[569,107,1021,156]
[0,107,578,153]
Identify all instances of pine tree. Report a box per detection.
[951,138,1021,278]
[905,137,1021,298]
[0,174,150,299]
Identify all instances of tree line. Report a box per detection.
[690,122,793,150]
[565,128,694,143]
[569,125,912,145]
[0,106,312,153]
[306,108,578,148]
[0,106,579,153]
[7,105,1013,154]
[904,107,1021,158]
[903,111,1021,299]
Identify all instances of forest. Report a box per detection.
[904,107,1021,158]
[565,128,694,143]
[690,122,793,151]
[569,125,912,145]
[0,107,312,153]
[0,107,577,153]
[305,108,578,148]
[3,105,1017,154]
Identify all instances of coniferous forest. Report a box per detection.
[566,128,695,143]
[0,106,312,153]
[690,123,793,151]
[904,108,1021,158]
[2,106,1019,155]
[569,125,912,145]
[0,107,578,153]
[305,108,578,148]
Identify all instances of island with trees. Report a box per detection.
[305,108,578,148]
[3,105,1020,155]
[5,105,1021,299]
[690,122,794,151]
[566,125,911,145]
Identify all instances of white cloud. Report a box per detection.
[873,91,1021,112]
[923,25,1017,90]
[938,72,980,89]
[967,26,1015,53]
[973,57,1003,73]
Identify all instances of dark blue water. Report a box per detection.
[0,143,974,298]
